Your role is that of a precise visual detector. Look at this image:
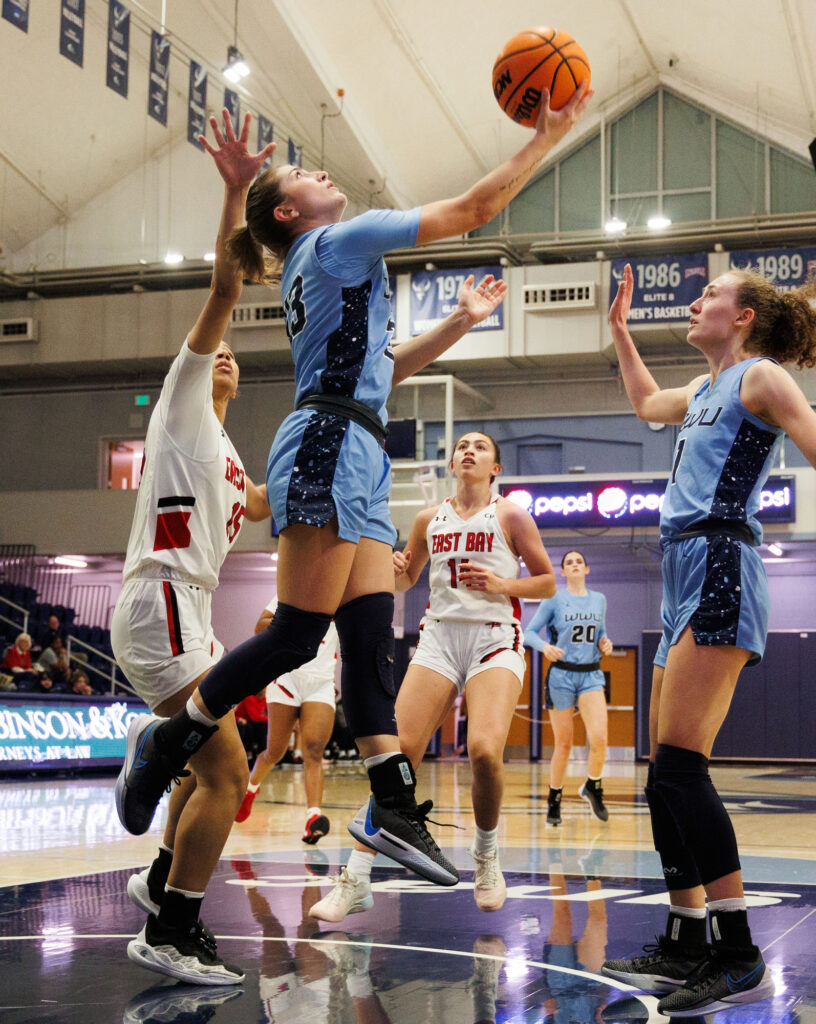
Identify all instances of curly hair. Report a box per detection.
[731,269,816,368]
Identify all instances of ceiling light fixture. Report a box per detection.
[223,2,249,82]
[647,214,672,230]
[54,556,88,568]
[163,252,183,265]
[604,217,627,235]
[767,542,784,557]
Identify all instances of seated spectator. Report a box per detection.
[35,637,71,690]
[37,615,63,651]
[2,633,40,689]
[69,669,93,696]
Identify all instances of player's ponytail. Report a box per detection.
[734,269,816,368]
[226,167,295,286]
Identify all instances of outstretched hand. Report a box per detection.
[534,79,593,145]
[199,109,276,190]
[457,274,508,327]
[609,263,634,331]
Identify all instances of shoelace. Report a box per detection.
[472,850,500,888]
[326,868,357,899]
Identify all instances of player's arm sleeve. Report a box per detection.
[523,599,554,652]
[315,208,421,280]
[159,337,221,459]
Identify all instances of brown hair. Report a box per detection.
[731,269,816,368]
[225,168,294,285]
[560,549,588,568]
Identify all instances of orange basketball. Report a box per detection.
[492,26,590,125]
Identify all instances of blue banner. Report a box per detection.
[258,115,274,167]
[2,0,28,31]
[59,0,84,66]
[223,88,240,134]
[187,60,207,149]
[106,0,130,98]
[729,246,816,292]
[610,254,708,322]
[147,29,170,126]
[410,266,503,335]
[287,138,302,167]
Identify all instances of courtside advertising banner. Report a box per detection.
[59,0,84,67]
[610,254,708,322]
[106,0,130,99]
[148,30,170,126]
[187,60,207,149]
[730,247,816,291]
[410,266,504,335]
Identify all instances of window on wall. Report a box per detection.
[509,168,555,234]
[770,148,816,214]
[560,136,601,231]
[105,440,145,490]
[716,120,766,218]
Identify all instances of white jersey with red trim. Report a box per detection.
[122,338,247,591]
[424,496,521,624]
[265,598,339,677]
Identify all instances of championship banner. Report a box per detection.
[410,266,503,335]
[59,0,84,66]
[106,0,130,98]
[147,29,170,126]
[729,247,816,292]
[258,115,274,167]
[2,0,28,31]
[610,254,708,322]
[187,60,207,149]
[223,88,240,133]
[287,138,302,167]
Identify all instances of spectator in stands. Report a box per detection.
[2,633,40,688]
[38,615,63,650]
[35,637,71,689]
[69,669,93,697]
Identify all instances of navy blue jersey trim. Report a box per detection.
[284,413,347,529]
[689,535,742,647]
[710,417,778,521]
[320,281,372,398]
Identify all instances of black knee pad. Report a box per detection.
[645,761,702,891]
[654,743,740,886]
[199,602,332,719]
[335,592,398,739]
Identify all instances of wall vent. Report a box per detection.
[230,303,285,327]
[0,318,38,342]
[523,282,596,311]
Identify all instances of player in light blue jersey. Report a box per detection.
[524,550,612,826]
[115,83,593,893]
[601,264,816,1017]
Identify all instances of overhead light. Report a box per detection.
[163,252,183,265]
[54,556,88,568]
[767,542,784,557]
[270,552,279,561]
[223,44,249,82]
[604,217,627,235]
[647,214,672,230]
[203,252,216,262]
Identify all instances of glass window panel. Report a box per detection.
[509,169,555,234]
[559,135,601,231]
[770,148,816,214]
[716,121,765,217]
[664,191,711,224]
[610,93,658,195]
[612,194,658,228]
[470,210,504,238]
[664,93,711,190]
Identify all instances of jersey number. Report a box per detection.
[671,438,686,485]
[570,624,596,644]
[448,558,458,588]
[283,274,307,340]
[226,502,246,543]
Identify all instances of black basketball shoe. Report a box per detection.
[656,945,774,1016]
[602,935,707,991]
[579,779,609,821]
[127,914,245,986]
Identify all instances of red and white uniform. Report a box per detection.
[112,339,246,709]
[413,496,525,695]
[264,598,338,709]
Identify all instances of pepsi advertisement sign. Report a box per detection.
[500,475,795,529]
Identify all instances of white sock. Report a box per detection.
[186,695,216,726]
[306,806,321,817]
[347,849,375,880]
[708,897,747,913]
[670,903,707,919]
[247,782,260,794]
[165,883,205,899]
[472,824,499,856]
[364,751,401,769]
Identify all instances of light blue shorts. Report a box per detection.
[545,665,606,711]
[654,534,768,668]
[267,409,396,546]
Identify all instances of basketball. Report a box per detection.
[492,26,591,126]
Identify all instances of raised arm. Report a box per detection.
[416,83,592,245]
[244,477,271,522]
[187,111,276,356]
[610,264,703,424]
[392,274,507,385]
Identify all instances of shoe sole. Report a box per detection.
[601,966,686,992]
[127,873,160,916]
[579,786,609,822]
[302,816,330,845]
[309,893,374,922]
[127,936,246,986]
[115,715,162,836]
[474,886,507,912]
[348,808,459,886]
[546,819,561,828]
[660,972,775,1017]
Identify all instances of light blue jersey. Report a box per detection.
[524,589,607,663]
[660,357,784,545]
[280,208,421,419]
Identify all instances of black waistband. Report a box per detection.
[296,394,388,447]
[674,519,754,544]
[553,660,601,673]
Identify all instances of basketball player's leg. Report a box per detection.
[548,708,575,789]
[462,667,520,831]
[236,702,299,822]
[299,700,336,844]
[577,688,609,821]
